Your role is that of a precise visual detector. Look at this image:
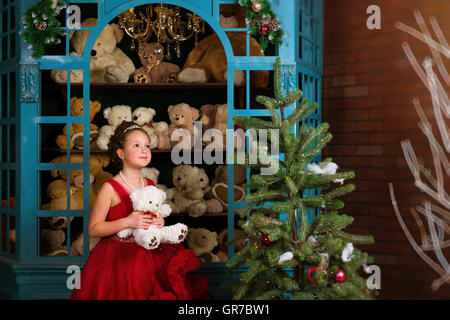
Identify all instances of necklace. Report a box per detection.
[119,171,144,191]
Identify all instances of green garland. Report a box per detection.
[20,0,67,58]
[239,0,285,52]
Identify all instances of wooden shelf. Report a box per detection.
[43,82,230,92]
[41,148,226,154]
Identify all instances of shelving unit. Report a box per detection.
[0,0,322,300]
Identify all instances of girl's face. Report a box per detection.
[117,130,152,168]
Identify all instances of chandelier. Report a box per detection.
[118,4,206,60]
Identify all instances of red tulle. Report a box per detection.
[70,178,209,300]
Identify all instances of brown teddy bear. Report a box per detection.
[168,165,223,217]
[133,42,180,84]
[177,6,268,88]
[168,103,200,149]
[51,18,135,83]
[186,228,220,263]
[211,164,247,209]
[55,97,101,151]
[41,154,110,213]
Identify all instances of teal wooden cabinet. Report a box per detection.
[0,0,322,299]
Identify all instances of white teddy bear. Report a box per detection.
[117,185,188,250]
[96,105,132,150]
[132,106,171,150]
[132,107,159,149]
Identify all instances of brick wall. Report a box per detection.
[323,0,450,299]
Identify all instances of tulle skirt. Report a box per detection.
[70,236,209,300]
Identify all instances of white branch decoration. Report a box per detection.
[392,10,450,291]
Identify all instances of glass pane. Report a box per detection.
[39,170,68,210]
[9,5,14,30]
[70,216,83,256]
[9,214,14,254]
[9,71,15,117]
[40,123,70,161]
[9,31,14,59]
[2,125,7,162]
[9,124,15,162]
[2,73,6,118]
[41,70,67,116]
[39,217,68,256]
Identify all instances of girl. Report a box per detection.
[71,121,209,300]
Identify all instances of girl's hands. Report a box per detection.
[151,214,165,228]
[127,211,153,229]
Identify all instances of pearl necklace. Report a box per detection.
[119,171,144,191]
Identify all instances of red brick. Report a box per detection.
[357,145,383,156]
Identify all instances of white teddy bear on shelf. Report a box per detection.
[96,105,132,150]
[117,185,188,250]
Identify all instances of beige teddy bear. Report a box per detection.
[210,164,247,209]
[132,107,171,150]
[96,105,132,150]
[133,42,180,84]
[186,228,220,263]
[168,103,200,149]
[169,165,223,217]
[55,97,101,151]
[51,18,135,83]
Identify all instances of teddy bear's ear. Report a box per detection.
[92,101,101,112]
[191,108,200,121]
[110,23,124,43]
[103,107,111,119]
[168,105,173,113]
[148,108,156,118]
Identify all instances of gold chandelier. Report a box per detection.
[118,4,206,60]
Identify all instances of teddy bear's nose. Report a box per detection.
[133,115,138,121]
[175,117,180,121]
[91,50,97,57]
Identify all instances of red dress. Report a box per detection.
[70,178,209,300]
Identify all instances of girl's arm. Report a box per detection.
[88,182,152,238]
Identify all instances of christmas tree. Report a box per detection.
[228,58,375,300]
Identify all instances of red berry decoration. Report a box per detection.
[334,269,346,283]
[259,24,270,35]
[261,233,271,245]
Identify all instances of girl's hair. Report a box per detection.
[108,121,150,169]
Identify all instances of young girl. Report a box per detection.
[70,121,209,300]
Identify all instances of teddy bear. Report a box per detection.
[216,228,248,263]
[92,154,113,194]
[51,18,135,84]
[169,165,223,217]
[176,6,268,88]
[168,103,200,149]
[55,97,101,151]
[132,107,171,150]
[185,228,220,263]
[40,226,67,257]
[116,185,188,250]
[96,105,132,150]
[41,154,110,214]
[70,233,101,256]
[210,164,247,209]
[141,167,174,201]
[133,41,180,84]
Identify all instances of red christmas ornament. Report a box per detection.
[259,24,270,35]
[261,233,271,245]
[334,269,346,283]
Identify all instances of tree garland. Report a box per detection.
[20,0,67,58]
[238,0,284,52]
